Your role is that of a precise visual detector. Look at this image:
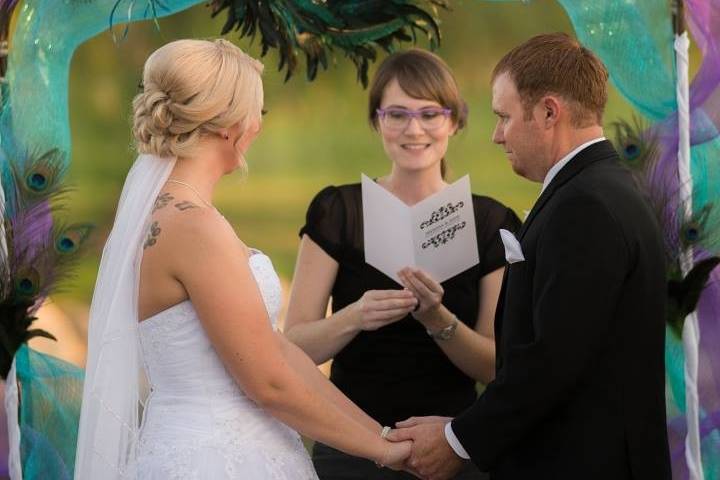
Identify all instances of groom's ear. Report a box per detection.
[540,96,561,128]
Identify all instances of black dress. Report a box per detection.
[299,183,521,480]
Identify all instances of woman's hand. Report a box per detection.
[381,438,413,471]
[351,289,418,331]
[397,268,443,317]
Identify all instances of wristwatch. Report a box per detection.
[426,317,458,341]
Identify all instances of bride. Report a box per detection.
[73,39,412,479]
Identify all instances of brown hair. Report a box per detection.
[368,48,467,178]
[491,32,608,127]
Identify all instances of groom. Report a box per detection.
[390,33,671,479]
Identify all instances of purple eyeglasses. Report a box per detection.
[376,107,452,130]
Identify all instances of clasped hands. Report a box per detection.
[384,416,465,480]
[354,268,462,478]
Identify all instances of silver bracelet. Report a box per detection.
[375,426,392,468]
[426,315,459,341]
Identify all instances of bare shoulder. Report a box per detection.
[142,191,246,258]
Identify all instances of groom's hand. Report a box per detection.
[388,416,464,480]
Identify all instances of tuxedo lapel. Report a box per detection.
[496,141,617,359]
[518,140,618,240]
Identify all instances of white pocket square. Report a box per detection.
[499,229,525,264]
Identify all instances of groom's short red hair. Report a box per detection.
[492,32,608,127]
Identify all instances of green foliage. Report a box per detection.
[58,2,634,304]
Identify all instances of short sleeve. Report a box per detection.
[299,185,346,262]
[475,197,522,276]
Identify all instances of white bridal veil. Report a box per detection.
[74,154,176,479]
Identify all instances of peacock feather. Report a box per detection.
[209,0,448,86]
[611,117,660,173]
[611,117,720,339]
[0,147,93,379]
[667,256,720,338]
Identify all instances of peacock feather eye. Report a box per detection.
[624,143,640,160]
[17,148,67,197]
[26,171,48,192]
[14,268,40,298]
[680,205,713,247]
[18,279,33,293]
[54,223,93,254]
[684,224,701,243]
[57,236,75,252]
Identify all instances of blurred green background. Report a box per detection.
[56,1,639,309]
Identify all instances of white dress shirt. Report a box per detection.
[444,421,470,459]
[443,137,607,461]
[541,137,606,193]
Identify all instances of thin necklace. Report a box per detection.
[166,179,214,209]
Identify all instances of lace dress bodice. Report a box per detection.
[135,252,318,479]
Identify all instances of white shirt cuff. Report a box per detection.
[444,421,470,460]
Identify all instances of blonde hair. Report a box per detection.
[132,39,264,158]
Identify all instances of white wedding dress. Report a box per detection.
[133,251,319,479]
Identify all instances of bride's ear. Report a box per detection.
[218,128,231,141]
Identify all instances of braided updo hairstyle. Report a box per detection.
[132,39,264,159]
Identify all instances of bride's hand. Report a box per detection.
[381,438,412,471]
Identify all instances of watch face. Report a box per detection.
[437,322,457,340]
[428,318,458,340]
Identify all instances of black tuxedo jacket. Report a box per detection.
[452,141,671,479]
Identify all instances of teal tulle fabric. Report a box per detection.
[2,1,719,478]
[13,345,83,479]
[557,0,677,121]
[0,0,203,192]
